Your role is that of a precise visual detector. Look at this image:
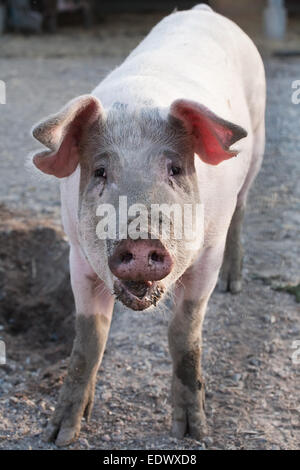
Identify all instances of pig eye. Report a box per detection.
[94,167,106,179]
[169,165,181,177]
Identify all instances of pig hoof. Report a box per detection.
[218,278,229,293]
[230,279,242,294]
[43,390,94,446]
[43,420,81,447]
[44,419,81,447]
[55,426,80,447]
[218,276,242,294]
[171,408,207,441]
[43,423,57,443]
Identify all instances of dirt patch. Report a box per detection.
[0,204,74,348]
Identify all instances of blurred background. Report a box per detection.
[0,1,300,46]
[0,0,299,451]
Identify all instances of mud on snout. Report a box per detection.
[108,238,174,310]
[113,279,166,310]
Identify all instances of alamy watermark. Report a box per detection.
[291,80,300,104]
[0,340,6,365]
[0,80,6,104]
[95,196,204,250]
[291,340,300,365]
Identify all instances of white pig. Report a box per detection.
[31,4,265,446]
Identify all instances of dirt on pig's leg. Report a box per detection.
[44,245,114,447]
[168,298,207,440]
[168,242,226,440]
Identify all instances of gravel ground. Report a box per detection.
[0,15,299,450]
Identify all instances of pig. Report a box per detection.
[31,4,265,446]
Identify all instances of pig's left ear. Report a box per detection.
[32,95,103,178]
[169,99,247,165]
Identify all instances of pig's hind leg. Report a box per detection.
[44,244,114,447]
[219,119,265,294]
[218,203,245,294]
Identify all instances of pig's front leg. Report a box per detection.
[168,298,207,440]
[168,243,225,440]
[44,245,114,447]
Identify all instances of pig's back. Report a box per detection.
[93,7,262,129]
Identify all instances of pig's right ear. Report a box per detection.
[32,95,103,178]
[169,99,247,166]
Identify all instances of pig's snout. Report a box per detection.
[108,239,173,281]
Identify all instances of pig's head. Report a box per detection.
[32,95,247,310]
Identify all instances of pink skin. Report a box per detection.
[170,100,247,166]
[175,238,228,303]
[32,96,102,178]
[108,239,174,282]
[70,244,115,319]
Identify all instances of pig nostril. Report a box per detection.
[120,252,133,263]
[150,251,164,263]
[109,240,173,281]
